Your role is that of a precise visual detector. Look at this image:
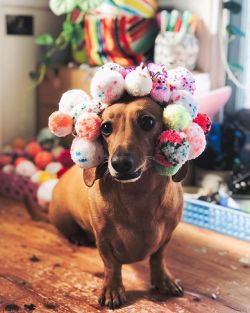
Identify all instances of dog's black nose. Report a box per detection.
[111,154,134,174]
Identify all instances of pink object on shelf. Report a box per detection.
[195,86,232,119]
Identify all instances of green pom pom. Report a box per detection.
[163,104,191,131]
[154,163,181,176]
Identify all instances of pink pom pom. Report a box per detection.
[150,76,172,104]
[185,122,206,160]
[168,67,196,94]
[75,112,102,141]
[48,111,73,137]
[193,113,212,134]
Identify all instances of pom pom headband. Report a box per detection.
[48,62,211,176]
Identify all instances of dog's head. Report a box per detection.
[84,96,188,186]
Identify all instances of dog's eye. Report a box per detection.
[138,115,155,131]
[101,122,113,136]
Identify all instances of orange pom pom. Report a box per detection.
[35,151,53,169]
[48,111,73,137]
[26,141,42,157]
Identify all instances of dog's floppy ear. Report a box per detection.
[172,162,189,183]
[83,162,108,187]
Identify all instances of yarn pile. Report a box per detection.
[48,62,211,176]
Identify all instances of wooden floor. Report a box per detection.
[0,197,249,313]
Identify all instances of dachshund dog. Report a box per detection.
[49,96,188,309]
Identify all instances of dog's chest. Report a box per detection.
[110,217,166,263]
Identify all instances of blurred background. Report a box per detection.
[0,0,249,241]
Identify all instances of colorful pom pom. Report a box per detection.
[100,62,124,72]
[70,138,105,169]
[90,69,125,103]
[168,67,196,94]
[26,141,42,157]
[35,151,53,169]
[193,113,212,134]
[59,89,90,113]
[171,90,198,119]
[45,162,63,175]
[185,122,206,160]
[125,66,152,97]
[155,130,190,167]
[48,111,73,137]
[75,112,102,141]
[154,163,181,176]
[163,104,192,131]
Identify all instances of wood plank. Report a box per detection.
[0,196,249,312]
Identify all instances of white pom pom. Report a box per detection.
[168,67,196,94]
[16,160,37,177]
[125,66,152,96]
[90,70,125,103]
[59,89,90,113]
[37,179,58,208]
[99,62,124,72]
[70,137,105,169]
[171,90,198,119]
[45,162,63,174]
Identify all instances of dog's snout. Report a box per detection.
[111,154,134,174]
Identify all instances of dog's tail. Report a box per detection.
[23,196,49,223]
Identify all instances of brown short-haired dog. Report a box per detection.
[50,97,187,309]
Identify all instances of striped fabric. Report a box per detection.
[85,14,157,66]
[104,0,157,18]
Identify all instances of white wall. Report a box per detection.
[0,0,62,148]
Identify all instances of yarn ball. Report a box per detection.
[45,162,63,175]
[150,78,172,104]
[35,170,57,184]
[185,122,206,160]
[37,179,58,209]
[90,69,125,103]
[26,141,42,157]
[12,138,26,150]
[70,137,105,169]
[171,90,198,119]
[155,130,190,167]
[125,67,152,97]
[57,167,68,178]
[0,155,12,167]
[16,160,37,177]
[48,111,73,137]
[163,104,192,131]
[119,65,136,78]
[35,151,53,169]
[154,163,181,176]
[2,164,15,173]
[57,149,74,167]
[168,67,196,94]
[75,112,102,141]
[59,89,90,113]
[14,157,27,167]
[147,63,168,77]
[193,113,212,134]
[70,99,107,120]
[51,146,64,159]
[37,127,58,150]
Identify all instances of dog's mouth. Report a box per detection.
[114,169,142,183]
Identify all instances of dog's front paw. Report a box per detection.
[151,276,184,297]
[98,284,127,309]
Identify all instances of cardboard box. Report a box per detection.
[37,66,95,130]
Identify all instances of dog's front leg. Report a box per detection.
[97,240,126,309]
[150,242,184,297]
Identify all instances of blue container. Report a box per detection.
[183,198,250,242]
